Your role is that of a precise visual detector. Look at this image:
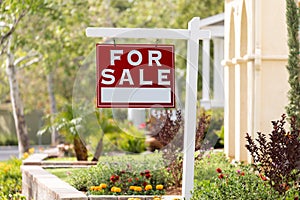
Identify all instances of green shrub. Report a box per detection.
[194,151,231,185]
[0,133,18,146]
[118,125,146,153]
[192,152,299,200]
[192,165,283,200]
[67,153,170,194]
[0,158,26,200]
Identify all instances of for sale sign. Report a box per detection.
[96,44,175,108]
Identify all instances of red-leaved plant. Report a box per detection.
[148,109,210,187]
[245,114,300,194]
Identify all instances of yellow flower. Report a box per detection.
[23,152,29,159]
[28,148,35,154]
[90,186,96,191]
[145,184,152,191]
[156,185,164,190]
[97,186,103,191]
[127,198,141,200]
[153,197,161,200]
[114,187,121,193]
[134,186,142,192]
[111,186,116,192]
[4,166,10,173]
[129,186,136,190]
[111,186,121,193]
[100,183,107,189]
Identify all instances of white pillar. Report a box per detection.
[212,38,224,107]
[128,108,145,127]
[223,63,235,158]
[200,39,211,109]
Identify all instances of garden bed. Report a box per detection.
[21,153,183,200]
[22,166,182,200]
[22,150,299,200]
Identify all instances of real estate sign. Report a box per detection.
[96,44,175,108]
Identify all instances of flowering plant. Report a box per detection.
[87,169,165,196]
[192,165,300,199]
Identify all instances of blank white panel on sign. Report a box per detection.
[101,88,171,103]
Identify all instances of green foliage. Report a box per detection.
[67,153,170,194]
[118,125,146,153]
[0,133,18,146]
[215,125,224,146]
[0,158,26,200]
[204,108,224,148]
[194,151,231,185]
[192,153,299,200]
[192,165,283,200]
[285,0,300,128]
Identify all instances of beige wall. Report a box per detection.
[223,0,289,162]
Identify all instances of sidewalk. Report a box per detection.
[0,145,51,161]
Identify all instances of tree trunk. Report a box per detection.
[92,135,103,161]
[47,72,59,146]
[6,37,29,156]
[73,134,88,161]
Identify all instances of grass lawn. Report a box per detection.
[45,152,162,182]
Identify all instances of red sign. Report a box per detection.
[96,44,175,108]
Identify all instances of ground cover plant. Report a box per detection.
[49,151,300,199]
[59,153,171,196]
[0,158,25,200]
[192,151,299,200]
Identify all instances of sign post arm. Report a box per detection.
[182,17,201,200]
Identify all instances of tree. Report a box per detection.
[285,0,300,128]
[0,0,42,155]
[55,104,88,161]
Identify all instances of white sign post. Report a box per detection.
[86,17,210,200]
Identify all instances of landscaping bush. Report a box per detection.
[192,154,299,199]
[246,114,300,194]
[192,165,283,200]
[148,109,210,187]
[0,158,25,200]
[194,151,231,185]
[117,123,146,153]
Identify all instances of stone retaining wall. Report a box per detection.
[22,165,88,200]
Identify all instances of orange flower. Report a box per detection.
[134,186,142,192]
[23,152,29,159]
[100,183,107,189]
[156,185,164,190]
[90,186,96,191]
[129,186,136,190]
[111,186,121,193]
[259,174,267,181]
[145,185,152,191]
[111,186,117,192]
[114,187,121,193]
[28,148,35,154]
